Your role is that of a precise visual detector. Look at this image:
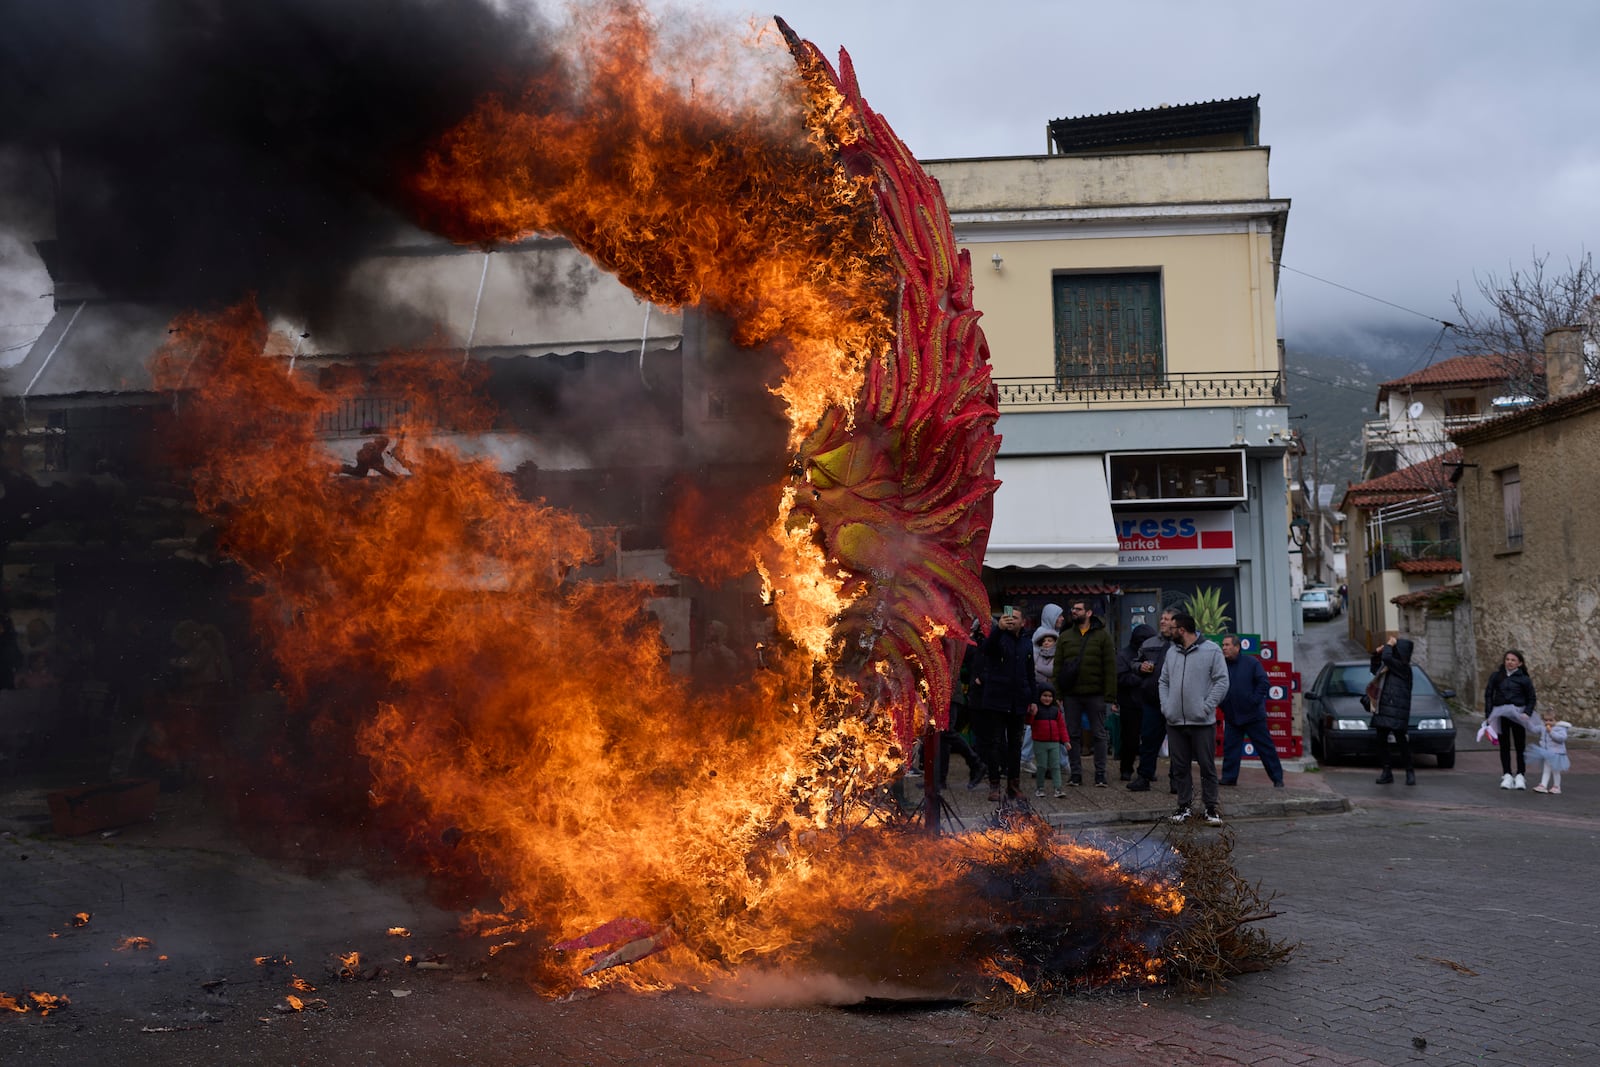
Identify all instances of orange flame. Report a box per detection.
[115,936,153,952]
[70,912,91,928]
[408,3,892,452]
[145,5,1182,998]
[980,958,1032,996]
[1,991,70,1016]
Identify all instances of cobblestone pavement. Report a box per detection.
[1,731,1593,1066]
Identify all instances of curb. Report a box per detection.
[1040,793,1351,831]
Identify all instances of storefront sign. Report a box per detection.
[1115,511,1236,568]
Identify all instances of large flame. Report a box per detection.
[149,5,1181,996]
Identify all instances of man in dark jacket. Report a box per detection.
[1127,609,1176,792]
[1219,635,1285,787]
[1055,599,1118,787]
[971,607,1035,801]
[1115,624,1156,782]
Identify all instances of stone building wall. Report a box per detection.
[1457,409,1600,727]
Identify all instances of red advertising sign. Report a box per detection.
[1115,511,1236,568]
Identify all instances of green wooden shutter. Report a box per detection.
[1053,273,1163,383]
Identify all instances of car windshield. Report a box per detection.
[1301,591,1328,602]
[1323,663,1438,696]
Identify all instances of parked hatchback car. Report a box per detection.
[1305,660,1457,767]
[1299,588,1339,620]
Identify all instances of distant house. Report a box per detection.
[1362,353,1537,479]
[1339,448,1462,650]
[1450,326,1600,727]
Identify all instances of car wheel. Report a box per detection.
[1309,730,1324,760]
[1436,749,1456,769]
[1319,730,1339,766]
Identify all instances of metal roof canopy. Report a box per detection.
[1047,96,1261,155]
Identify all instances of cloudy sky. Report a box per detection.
[689,0,1599,344]
[4,0,1596,364]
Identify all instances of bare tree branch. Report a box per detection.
[1449,250,1600,398]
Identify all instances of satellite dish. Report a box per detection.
[1407,401,1425,419]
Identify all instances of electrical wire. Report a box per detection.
[1276,262,1456,328]
[1283,366,1381,399]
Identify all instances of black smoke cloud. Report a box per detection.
[0,0,555,315]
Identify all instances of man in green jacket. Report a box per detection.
[1054,599,1119,787]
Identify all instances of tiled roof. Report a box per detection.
[1450,382,1600,445]
[1393,586,1460,607]
[1340,448,1462,510]
[1000,582,1122,597]
[1395,559,1462,575]
[1376,354,1535,403]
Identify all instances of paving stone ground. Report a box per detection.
[1,730,1594,1066]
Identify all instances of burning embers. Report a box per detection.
[141,6,1220,998]
[0,991,70,1017]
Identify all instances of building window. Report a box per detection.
[1499,466,1522,550]
[1053,271,1163,384]
[1106,449,1244,504]
[1444,396,1479,418]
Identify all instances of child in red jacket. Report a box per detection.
[1027,687,1072,798]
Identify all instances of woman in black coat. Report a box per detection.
[1370,635,1416,785]
[971,608,1036,802]
[1484,649,1537,790]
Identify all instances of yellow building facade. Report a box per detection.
[924,98,1297,671]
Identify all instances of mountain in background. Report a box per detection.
[1283,321,1455,493]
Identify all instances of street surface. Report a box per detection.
[3,616,1594,1066]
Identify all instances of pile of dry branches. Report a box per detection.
[1157,826,1296,990]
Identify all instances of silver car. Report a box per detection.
[1299,588,1338,621]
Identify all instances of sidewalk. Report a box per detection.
[905,752,1347,830]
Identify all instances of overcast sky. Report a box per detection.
[690,0,1599,347]
[5,0,1597,366]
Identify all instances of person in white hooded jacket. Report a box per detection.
[1025,604,1064,772]
[1158,612,1230,825]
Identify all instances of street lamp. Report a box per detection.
[1289,516,1310,548]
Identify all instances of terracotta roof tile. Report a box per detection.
[1450,382,1600,444]
[1393,586,1460,607]
[1377,354,1534,399]
[999,582,1123,597]
[1339,449,1462,510]
[1395,559,1462,575]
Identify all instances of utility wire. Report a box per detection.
[1400,323,1453,379]
[1277,262,1457,328]
[1284,366,1381,399]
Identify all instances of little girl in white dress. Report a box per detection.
[1528,712,1571,795]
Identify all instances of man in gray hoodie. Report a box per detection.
[1158,612,1230,825]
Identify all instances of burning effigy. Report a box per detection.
[17,1,1288,999]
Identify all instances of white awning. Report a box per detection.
[985,455,1119,569]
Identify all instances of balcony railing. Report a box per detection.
[994,371,1284,409]
[316,397,412,438]
[1363,412,1497,448]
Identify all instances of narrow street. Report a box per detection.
[4,616,1594,1066]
